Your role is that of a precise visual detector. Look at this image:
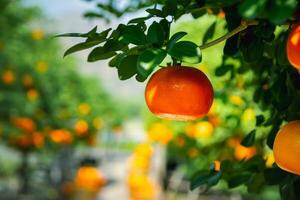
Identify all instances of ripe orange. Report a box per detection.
[75,166,106,192]
[74,120,89,136]
[287,24,300,70]
[273,120,300,175]
[12,117,36,133]
[234,144,256,161]
[2,70,15,85]
[49,129,73,144]
[27,89,39,101]
[145,66,214,121]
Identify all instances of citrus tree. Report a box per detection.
[60,0,300,199]
[0,0,124,197]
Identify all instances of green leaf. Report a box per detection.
[84,12,104,19]
[108,54,126,67]
[266,0,297,24]
[121,25,147,45]
[56,26,98,38]
[264,167,289,185]
[215,64,233,76]
[167,41,202,64]
[159,19,171,40]
[238,0,267,19]
[190,170,222,190]
[128,16,151,24]
[64,39,106,57]
[146,8,165,17]
[228,173,252,188]
[247,174,265,193]
[267,125,280,149]
[117,55,138,80]
[240,33,264,63]
[224,36,239,56]
[241,130,256,147]
[137,48,167,78]
[202,21,216,44]
[163,0,178,16]
[167,32,187,50]
[104,39,127,51]
[147,22,165,46]
[256,115,265,126]
[135,73,148,82]
[87,47,116,62]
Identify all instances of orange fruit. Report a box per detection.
[74,120,89,136]
[75,166,106,192]
[287,24,300,70]
[145,66,214,121]
[273,120,300,175]
[49,129,73,144]
[27,89,39,101]
[234,144,256,161]
[13,135,32,149]
[32,132,44,148]
[12,117,36,133]
[214,160,221,171]
[2,70,15,85]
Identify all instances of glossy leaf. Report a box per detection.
[117,55,139,80]
[167,41,202,64]
[137,48,167,78]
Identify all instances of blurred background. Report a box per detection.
[0,0,280,199]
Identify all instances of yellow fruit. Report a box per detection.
[92,117,103,130]
[264,153,275,167]
[242,108,255,122]
[187,121,214,139]
[27,89,39,101]
[147,123,173,145]
[229,95,243,106]
[31,29,44,41]
[78,103,91,115]
[36,61,48,73]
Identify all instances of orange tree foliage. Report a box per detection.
[0,0,121,152]
[61,0,300,199]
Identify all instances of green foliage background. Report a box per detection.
[62,0,300,199]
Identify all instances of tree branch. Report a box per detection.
[199,20,259,50]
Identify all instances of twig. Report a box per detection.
[199,20,259,50]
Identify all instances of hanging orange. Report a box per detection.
[287,24,300,70]
[273,120,300,175]
[145,66,214,121]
